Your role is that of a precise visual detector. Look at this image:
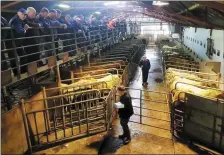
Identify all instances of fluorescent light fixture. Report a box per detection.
[58,4,70,8]
[152,1,169,6]
[104,1,120,6]
[95,11,101,14]
[133,9,136,11]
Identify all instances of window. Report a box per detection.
[204,44,206,48]
[200,41,202,46]
[197,40,199,44]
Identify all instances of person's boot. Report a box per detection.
[123,137,131,145]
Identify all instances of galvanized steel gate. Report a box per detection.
[115,88,171,132]
[21,88,114,153]
[172,93,224,153]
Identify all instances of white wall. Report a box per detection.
[183,27,224,89]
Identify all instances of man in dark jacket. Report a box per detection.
[9,8,29,75]
[47,9,67,59]
[117,86,134,144]
[9,8,28,36]
[139,56,151,86]
[36,7,50,65]
[24,7,41,65]
[36,7,50,28]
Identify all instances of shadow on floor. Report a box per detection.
[87,128,124,155]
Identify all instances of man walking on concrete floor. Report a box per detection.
[117,86,134,145]
[139,56,151,86]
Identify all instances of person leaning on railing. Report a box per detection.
[46,9,67,59]
[71,15,87,52]
[24,7,42,67]
[59,14,74,56]
[36,7,50,65]
[8,8,29,75]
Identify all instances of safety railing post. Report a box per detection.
[98,27,102,58]
[140,89,142,124]
[88,31,91,52]
[42,87,51,133]
[50,28,57,81]
[87,51,90,67]
[10,29,21,79]
[21,99,33,154]
[74,30,79,54]
[50,28,57,61]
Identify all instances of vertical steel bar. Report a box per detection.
[50,28,57,62]
[78,103,81,134]
[10,29,21,79]
[86,101,89,135]
[69,99,74,136]
[42,87,51,132]
[74,30,78,54]
[61,98,66,138]
[43,110,49,142]
[70,71,75,83]
[21,99,32,154]
[33,112,40,144]
[53,100,58,140]
[140,89,142,124]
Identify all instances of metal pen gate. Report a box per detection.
[21,89,113,153]
[115,87,171,132]
[172,93,224,153]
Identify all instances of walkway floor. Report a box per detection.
[35,45,219,155]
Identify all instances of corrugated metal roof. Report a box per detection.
[1,1,224,29]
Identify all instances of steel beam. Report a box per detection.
[177,3,200,15]
[1,1,23,9]
[194,1,224,12]
[145,5,224,29]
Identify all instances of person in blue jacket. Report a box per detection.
[36,7,50,65]
[8,8,29,75]
[36,7,50,28]
[9,8,29,36]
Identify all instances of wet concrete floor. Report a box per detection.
[35,45,220,155]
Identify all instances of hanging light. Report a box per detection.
[152,1,169,6]
[58,4,70,8]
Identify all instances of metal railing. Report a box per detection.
[1,24,129,86]
[1,22,140,111]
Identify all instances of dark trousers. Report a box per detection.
[120,117,131,139]
[142,70,149,83]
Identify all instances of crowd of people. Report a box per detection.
[1,7,127,76]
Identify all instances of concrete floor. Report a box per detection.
[35,45,220,155]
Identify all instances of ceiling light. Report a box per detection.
[133,9,136,11]
[104,1,120,6]
[95,11,101,14]
[152,1,169,6]
[58,4,70,8]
